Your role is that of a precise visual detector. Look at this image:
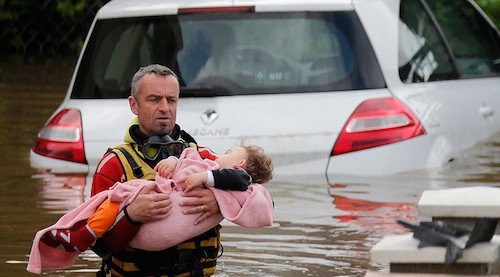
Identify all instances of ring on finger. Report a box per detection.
[200,205,205,212]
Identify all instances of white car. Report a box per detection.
[30,0,500,183]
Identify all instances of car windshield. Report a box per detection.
[71,11,385,99]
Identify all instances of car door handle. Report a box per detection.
[479,105,494,118]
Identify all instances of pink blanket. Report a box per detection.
[27,148,274,274]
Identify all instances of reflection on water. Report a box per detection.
[0,60,498,276]
[331,193,416,234]
[437,134,500,184]
[33,173,86,214]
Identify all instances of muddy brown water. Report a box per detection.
[0,60,498,276]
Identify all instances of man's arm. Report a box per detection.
[93,152,172,222]
[91,153,141,253]
[91,152,171,253]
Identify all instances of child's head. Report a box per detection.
[215,145,273,184]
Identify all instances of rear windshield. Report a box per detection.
[72,11,385,99]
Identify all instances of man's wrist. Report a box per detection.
[123,205,142,225]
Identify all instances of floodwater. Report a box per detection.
[0,60,499,276]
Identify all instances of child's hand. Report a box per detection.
[154,157,178,178]
[179,172,208,193]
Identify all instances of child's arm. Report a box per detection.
[180,172,208,192]
[181,168,251,192]
[154,156,178,178]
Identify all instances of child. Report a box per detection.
[29,145,273,273]
[156,145,273,193]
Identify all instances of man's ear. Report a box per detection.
[129,96,139,115]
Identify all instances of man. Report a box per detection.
[91,64,222,276]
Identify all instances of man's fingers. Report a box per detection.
[179,197,202,207]
[179,188,219,219]
[152,204,172,219]
[181,202,215,215]
[152,194,171,206]
[125,186,173,223]
[182,206,209,216]
[193,212,209,225]
[178,191,209,207]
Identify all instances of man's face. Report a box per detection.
[129,74,180,136]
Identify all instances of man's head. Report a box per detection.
[129,64,180,136]
[215,145,273,184]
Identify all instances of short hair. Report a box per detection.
[243,145,273,184]
[130,64,178,100]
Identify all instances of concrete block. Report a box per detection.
[418,186,500,218]
[371,234,500,263]
[370,234,500,274]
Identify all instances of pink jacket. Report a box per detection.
[27,148,274,274]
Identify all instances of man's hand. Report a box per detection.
[126,183,172,223]
[179,189,220,225]
[154,156,178,178]
[179,172,208,193]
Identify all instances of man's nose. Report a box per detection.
[158,97,170,112]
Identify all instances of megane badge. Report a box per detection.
[201,109,218,125]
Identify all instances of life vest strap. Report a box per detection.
[116,147,144,179]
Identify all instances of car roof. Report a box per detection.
[97,0,354,19]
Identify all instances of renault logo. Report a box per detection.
[201,109,218,125]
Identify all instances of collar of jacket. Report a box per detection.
[122,118,183,165]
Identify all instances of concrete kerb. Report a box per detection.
[369,186,500,275]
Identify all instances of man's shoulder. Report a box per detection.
[96,151,124,177]
[92,151,126,195]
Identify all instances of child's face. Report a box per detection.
[215,146,248,169]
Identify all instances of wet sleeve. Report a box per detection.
[103,208,142,252]
[90,152,142,255]
[212,168,251,191]
[91,208,142,256]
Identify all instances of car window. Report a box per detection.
[425,0,500,78]
[398,0,457,83]
[71,11,385,99]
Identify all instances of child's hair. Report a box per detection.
[242,145,273,184]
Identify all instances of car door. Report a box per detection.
[394,0,500,167]
[424,0,500,132]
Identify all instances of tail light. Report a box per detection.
[332,98,426,155]
[33,109,87,164]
